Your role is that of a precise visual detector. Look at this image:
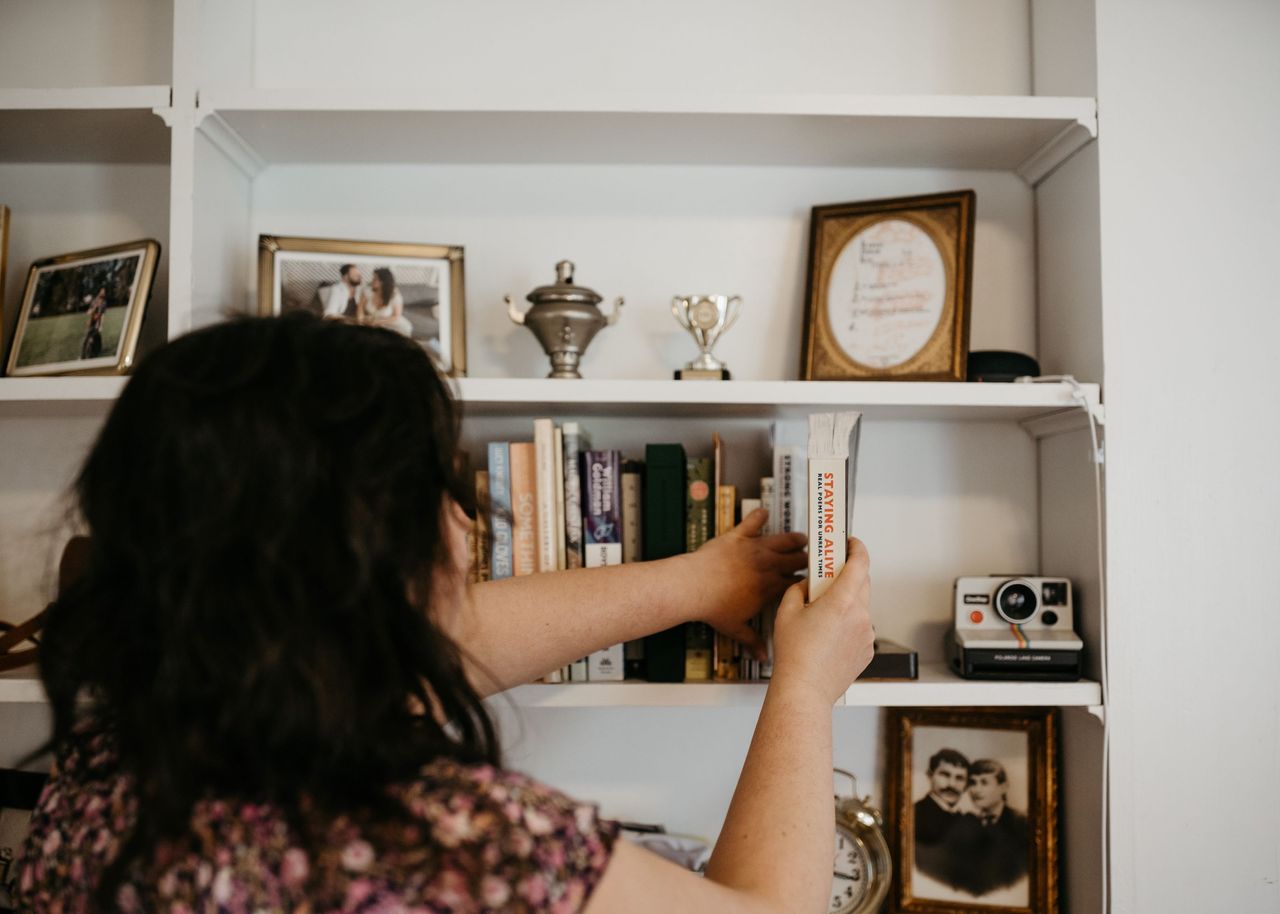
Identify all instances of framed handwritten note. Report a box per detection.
[801,191,975,381]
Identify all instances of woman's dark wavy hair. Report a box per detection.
[38,313,497,907]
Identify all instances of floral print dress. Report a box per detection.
[16,722,618,913]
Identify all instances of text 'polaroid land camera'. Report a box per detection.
[947,576,1083,681]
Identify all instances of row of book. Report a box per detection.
[466,419,814,683]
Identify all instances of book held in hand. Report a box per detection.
[807,411,862,603]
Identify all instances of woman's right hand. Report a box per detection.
[770,537,874,704]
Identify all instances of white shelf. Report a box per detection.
[0,377,126,416]
[0,663,1102,708]
[0,668,46,704]
[0,377,1100,431]
[456,378,1099,431]
[198,91,1096,179]
[500,664,1102,709]
[0,86,171,164]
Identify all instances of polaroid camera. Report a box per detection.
[946,576,1084,681]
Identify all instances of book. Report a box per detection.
[771,421,807,535]
[509,442,539,577]
[582,449,624,680]
[583,450,623,568]
[487,442,514,580]
[533,418,559,574]
[643,443,687,683]
[562,422,589,570]
[740,496,762,518]
[716,484,737,536]
[474,470,492,584]
[553,425,567,572]
[621,459,643,564]
[684,457,714,681]
[807,411,862,603]
[621,459,645,678]
[759,477,776,534]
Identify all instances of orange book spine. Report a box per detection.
[509,442,539,577]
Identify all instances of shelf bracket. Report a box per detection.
[196,109,267,181]
[1086,704,1106,724]
[1016,118,1096,187]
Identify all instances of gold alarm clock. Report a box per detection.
[829,768,892,914]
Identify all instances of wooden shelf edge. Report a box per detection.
[0,85,172,111]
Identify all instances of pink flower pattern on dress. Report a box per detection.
[16,720,617,913]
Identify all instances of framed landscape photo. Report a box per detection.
[258,235,467,376]
[801,190,975,381]
[885,707,1059,914]
[6,239,160,377]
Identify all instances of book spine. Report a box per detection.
[474,470,491,584]
[509,442,539,577]
[533,418,558,574]
[643,443,688,683]
[716,484,737,536]
[808,456,847,602]
[487,442,514,580]
[621,459,645,678]
[759,477,777,534]
[774,446,805,534]
[553,425,567,572]
[621,460,643,564]
[740,497,762,518]
[562,422,588,570]
[582,449,624,681]
[685,457,713,681]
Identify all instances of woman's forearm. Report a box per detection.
[704,678,833,914]
[453,556,696,695]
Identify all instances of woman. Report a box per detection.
[80,288,108,359]
[18,314,874,913]
[358,267,413,337]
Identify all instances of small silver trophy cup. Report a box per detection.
[672,294,741,380]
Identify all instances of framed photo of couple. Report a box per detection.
[257,235,467,376]
[885,707,1060,914]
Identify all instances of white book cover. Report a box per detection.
[770,421,807,535]
[588,643,625,681]
[533,418,558,574]
[806,411,862,603]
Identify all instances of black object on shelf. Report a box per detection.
[967,350,1040,382]
[858,639,919,680]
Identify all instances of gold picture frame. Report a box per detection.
[0,205,9,367]
[885,707,1059,914]
[6,238,161,377]
[257,235,467,377]
[801,191,975,381]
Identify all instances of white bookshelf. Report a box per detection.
[1,664,1103,709]
[502,665,1102,710]
[0,86,171,164]
[197,90,1095,181]
[0,3,1111,908]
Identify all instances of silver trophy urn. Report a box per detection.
[672,294,741,380]
[506,260,623,379]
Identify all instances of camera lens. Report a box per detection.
[995,580,1038,624]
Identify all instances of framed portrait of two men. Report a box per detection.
[885,707,1060,914]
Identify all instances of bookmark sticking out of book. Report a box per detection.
[807,411,862,603]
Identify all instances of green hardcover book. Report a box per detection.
[643,443,687,683]
[684,457,714,681]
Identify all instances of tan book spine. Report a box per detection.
[509,442,539,577]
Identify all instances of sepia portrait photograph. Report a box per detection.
[257,236,466,376]
[6,240,160,377]
[886,708,1059,914]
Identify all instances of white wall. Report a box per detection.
[1096,0,1280,910]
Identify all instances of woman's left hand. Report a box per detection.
[683,509,806,660]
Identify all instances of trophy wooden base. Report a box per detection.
[674,368,731,380]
